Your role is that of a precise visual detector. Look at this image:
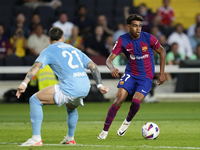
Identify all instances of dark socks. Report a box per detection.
[126,99,141,122]
[103,104,119,131]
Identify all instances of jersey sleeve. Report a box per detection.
[111,37,123,55]
[79,51,92,68]
[35,49,52,69]
[150,35,160,50]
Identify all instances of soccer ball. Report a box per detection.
[141,122,159,140]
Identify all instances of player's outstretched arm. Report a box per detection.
[87,61,109,94]
[155,45,166,85]
[16,62,42,98]
[106,53,120,78]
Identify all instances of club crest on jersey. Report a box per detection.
[142,46,148,52]
[120,81,124,85]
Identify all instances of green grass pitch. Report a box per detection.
[0,102,200,150]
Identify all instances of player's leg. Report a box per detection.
[117,78,152,136]
[126,78,152,122]
[98,88,128,139]
[60,103,77,145]
[19,85,55,146]
[53,84,81,145]
[117,91,144,136]
[126,92,144,122]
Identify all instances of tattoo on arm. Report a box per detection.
[87,61,102,85]
[26,65,36,80]
[24,62,42,83]
[26,73,34,81]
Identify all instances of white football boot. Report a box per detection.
[117,119,131,136]
[97,130,108,139]
[18,138,43,146]
[60,135,76,145]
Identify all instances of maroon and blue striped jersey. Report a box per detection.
[112,31,160,80]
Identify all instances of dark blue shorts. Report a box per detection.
[117,73,152,97]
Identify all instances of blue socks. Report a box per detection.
[65,106,78,137]
[29,93,78,139]
[29,94,43,135]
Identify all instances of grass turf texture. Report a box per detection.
[0,102,200,150]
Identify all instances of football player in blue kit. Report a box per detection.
[16,27,109,146]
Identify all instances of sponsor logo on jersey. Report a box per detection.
[120,81,124,85]
[73,72,87,77]
[136,54,149,59]
[142,46,148,52]
[130,54,149,60]
[130,54,135,60]
[126,48,132,51]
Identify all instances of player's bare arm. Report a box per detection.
[16,62,42,98]
[87,61,109,94]
[155,45,166,85]
[106,53,120,78]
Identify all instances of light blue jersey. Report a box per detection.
[35,42,91,98]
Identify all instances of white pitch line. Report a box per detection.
[77,121,104,124]
[0,121,104,125]
[0,142,200,149]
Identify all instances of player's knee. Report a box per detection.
[29,94,35,104]
[29,93,43,106]
[113,99,123,108]
[114,94,126,108]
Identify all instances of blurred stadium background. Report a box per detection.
[1,1,200,149]
[134,0,200,29]
[0,0,200,103]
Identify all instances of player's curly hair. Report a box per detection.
[126,14,144,24]
[49,27,64,41]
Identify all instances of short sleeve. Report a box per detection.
[112,37,123,55]
[150,35,160,50]
[79,51,92,68]
[35,49,52,69]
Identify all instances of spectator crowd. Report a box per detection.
[0,0,200,82]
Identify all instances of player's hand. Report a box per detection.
[157,73,166,85]
[110,67,120,78]
[99,86,109,94]
[16,84,27,99]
